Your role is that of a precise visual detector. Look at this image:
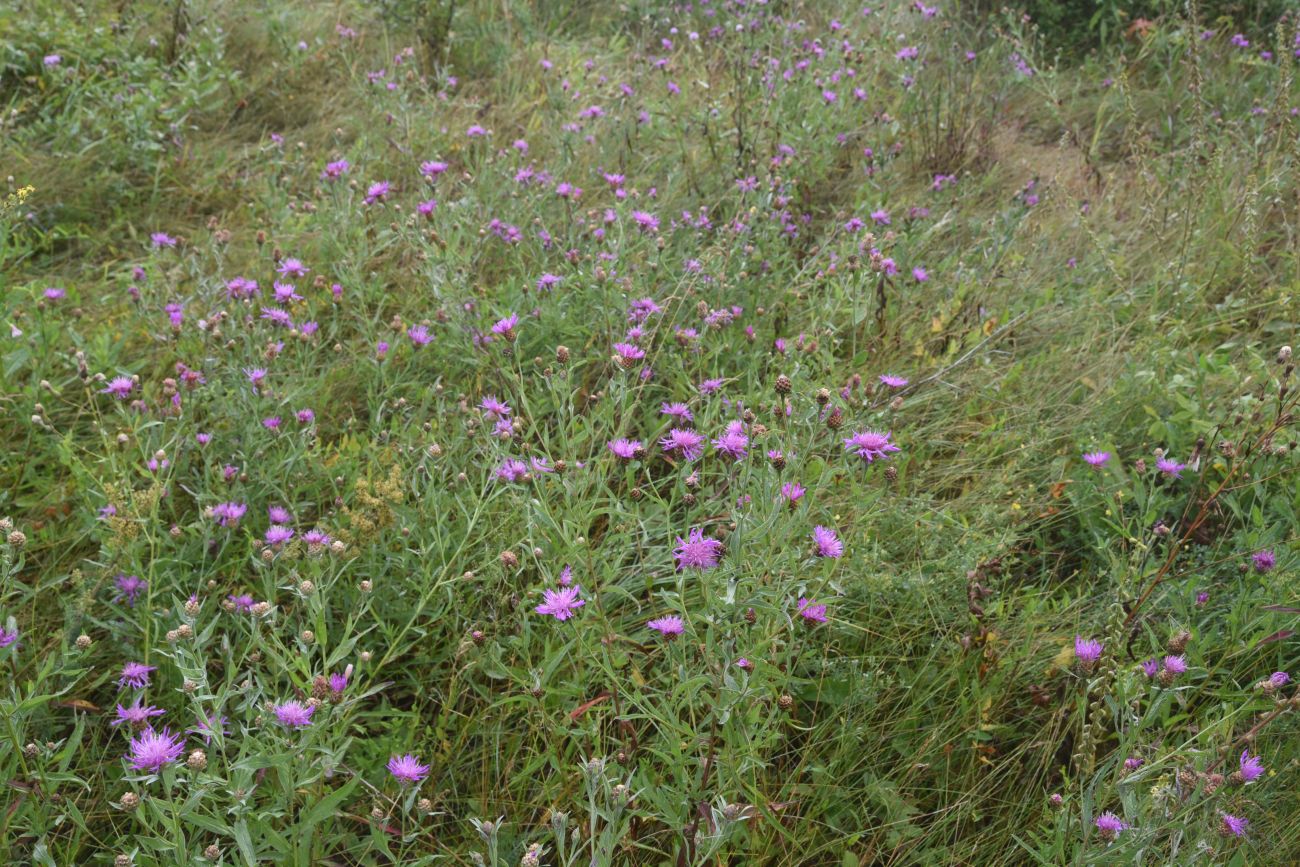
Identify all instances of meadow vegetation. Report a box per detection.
[1,0,1298,864]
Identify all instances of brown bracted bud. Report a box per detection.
[884,465,899,483]
[777,694,794,711]
[815,388,831,405]
[1167,630,1191,654]
[500,550,519,569]
[825,406,844,430]
[744,607,757,624]
[774,374,792,395]
[312,675,330,700]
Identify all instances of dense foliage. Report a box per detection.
[2,0,1298,864]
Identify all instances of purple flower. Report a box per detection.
[661,402,693,422]
[265,525,294,547]
[211,502,247,527]
[781,482,805,506]
[491,314,519,340]
[631,210,660,233]
[388,754,431,784]
[276,258,309,277]
[114,573,147,607]
[843,430,901,463]
[711,421,749,461]
[479,395,511,419]
[613,342,645,363]
[1162,654,1187,676]
[812,526,843,559]
[321,159,350,180]
[1156,457,1185,478]
[126,726,185,773]
[1083,451,1111,467]
[535,585,585,621]
[408,324,433,346]
[227,594,256,613]
[1140,658,1160,678]
[797,597,828,623]
[1251,549,1276,573]
[879,374,908,389]
[1239,750,1264,782]
[608,438,643,460]
[364,181,391,204]
[698,378,725,395]
[647,615,685,637]
[187,712,230,745]
[150,232,178,248]
[1268,671,1290,688]
[329,669,350,693]
[1074,636,1103,664]
[660,428,705,461]
[674,528,724,571]
[111,701,165,727]
[102,376,136,399]
[1095,812,1129,840]
[497,459,529,482]
[1221,813,1248,837]
[273,700,315,729]
[118,661,158,690]
[0,627,17,649]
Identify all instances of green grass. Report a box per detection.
[1,1,1298,864]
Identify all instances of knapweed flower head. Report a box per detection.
[1083,451,1111,467]
[118,661,157,690]
[211,502,247,527]
[479,395,511,420]
[114,573,147,607]
[1267,671,1291,688]
[879,374,908,389]
[491,314,519,340]
[1251,549,1276,573]
[608,438,643,460]
[535,584,585,621]
[1162,654,1187,675]
[188,712,230,745]
[388,753,431,785]
[265,525,294,547]
[844,430,900,463]
[97,372,138,401]
[1155,457,1185,478]
[647,615,684,637]
[1238,750,1264,782]
[364,180,390,204]
[0,626,17,649]
[273,700,315,729]
[1074,636,1103,666]
[1095,811,1129,841]
[661,402,693,421]
[812,525,843,558]
[126,726,185,773]
[673,528,723,570]
[1220,812,1248,837]
[797,597,828,623]
[112,701,165,727]
[781,482,805,507]
[150,231,178,248]
[660,427,705,462]
[711,420,749,461]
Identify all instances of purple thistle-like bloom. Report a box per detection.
[1156,457,1185,478]
[711,421,749,462]
[1140,658,1160,678]
[211,502,247,527]
[1083,451,1111,466]
[1251,549,1276,573]
[118,661,157,690]
[276,258,309,277]
[497,459,529,482]
[647,615,685,637]
[268,506,292,525]
[408,325,433,346]
[608,438,643,460]
[1074,636,1103,663]
[1239,750,1264,782]
[479,395,511,419]
[228,594,256,613]
[114,573,147,607]
[844,430,901,463]
[1162,654,1187,675]
[660,428,705,461]
[797,597,829,623]
[0,627,17,649]
[812,526,843,559]
[329,670,349,693]
[321,159,350,180]
[491,314,519,338]
[613,342,645,362]
[1268,671,1291,688]
[661,402,693,421]
[388,754,431,784]
[535,584,585,621]
[273,701,315,729]
[111,701,165,727]
[698,378,725,395]
[1221,813,1249,837]
[150,232,178,248]
[781,482,806,506]
[265,525,294,546]
[364,181,390,204]
[673,528,724,571]
[1095,812,1129,840]
[102,376,136,399]
[126,726,185,773]
[879,374,908,389]
[187,712,230,745]
[631,210,660,233]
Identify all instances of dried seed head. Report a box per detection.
[204,845,221,860]
[500,550,519,569]
[777,694,794,711]
[1167,630,1191,654]
[119,792,140,810]
[75,634,92,650]
[187,749,207,770]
